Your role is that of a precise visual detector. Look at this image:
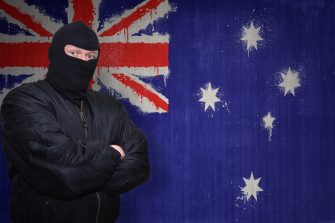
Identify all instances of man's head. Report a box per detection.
[46,21,100,105]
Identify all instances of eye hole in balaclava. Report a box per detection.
[46,21,100,106]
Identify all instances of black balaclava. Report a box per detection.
[46,21,100,106]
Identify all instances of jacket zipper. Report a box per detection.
[96,192,101,223]
[79,100,88,139]
[79,100,101,223]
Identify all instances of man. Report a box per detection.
[1,21,150,223]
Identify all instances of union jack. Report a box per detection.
[0,0,172,113]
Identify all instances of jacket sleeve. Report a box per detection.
[102,104,150,194]
[0,86,121,198]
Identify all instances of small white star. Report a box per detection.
[278,67,301,96]
[263,112,275,141]
[241,172,263,201]
[199,82,221,111]
[241,21,263,53]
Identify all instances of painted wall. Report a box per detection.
[1,0,335,222]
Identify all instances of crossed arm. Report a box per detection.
[1,87,149,198]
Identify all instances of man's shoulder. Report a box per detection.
[87,90,123,113]
[4,80,51,100]
[87,90,120,104]
[5,81,43,98]
[8,80,48,94]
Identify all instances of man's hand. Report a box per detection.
[110,145,125,160]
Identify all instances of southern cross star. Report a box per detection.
[278,67,301,96]
[199,82,221,112]
[241,172,263,201]
[241,21,263,54]
[263,112,275,141]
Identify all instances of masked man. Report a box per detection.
[1,22,150,223]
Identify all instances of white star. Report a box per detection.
[241,172,263,201]
[278,67,301,96]
[241,21,263,53]
[199,82,221,111]
[263,112,275,141]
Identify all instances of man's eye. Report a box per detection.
[88,55,97,60]
[69,51,78,56]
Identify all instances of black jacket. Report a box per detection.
[1,80,150,223]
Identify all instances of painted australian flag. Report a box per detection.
[1,0,335,222]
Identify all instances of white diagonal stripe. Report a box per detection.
[94,68,168,113]
[3,0,63,34]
